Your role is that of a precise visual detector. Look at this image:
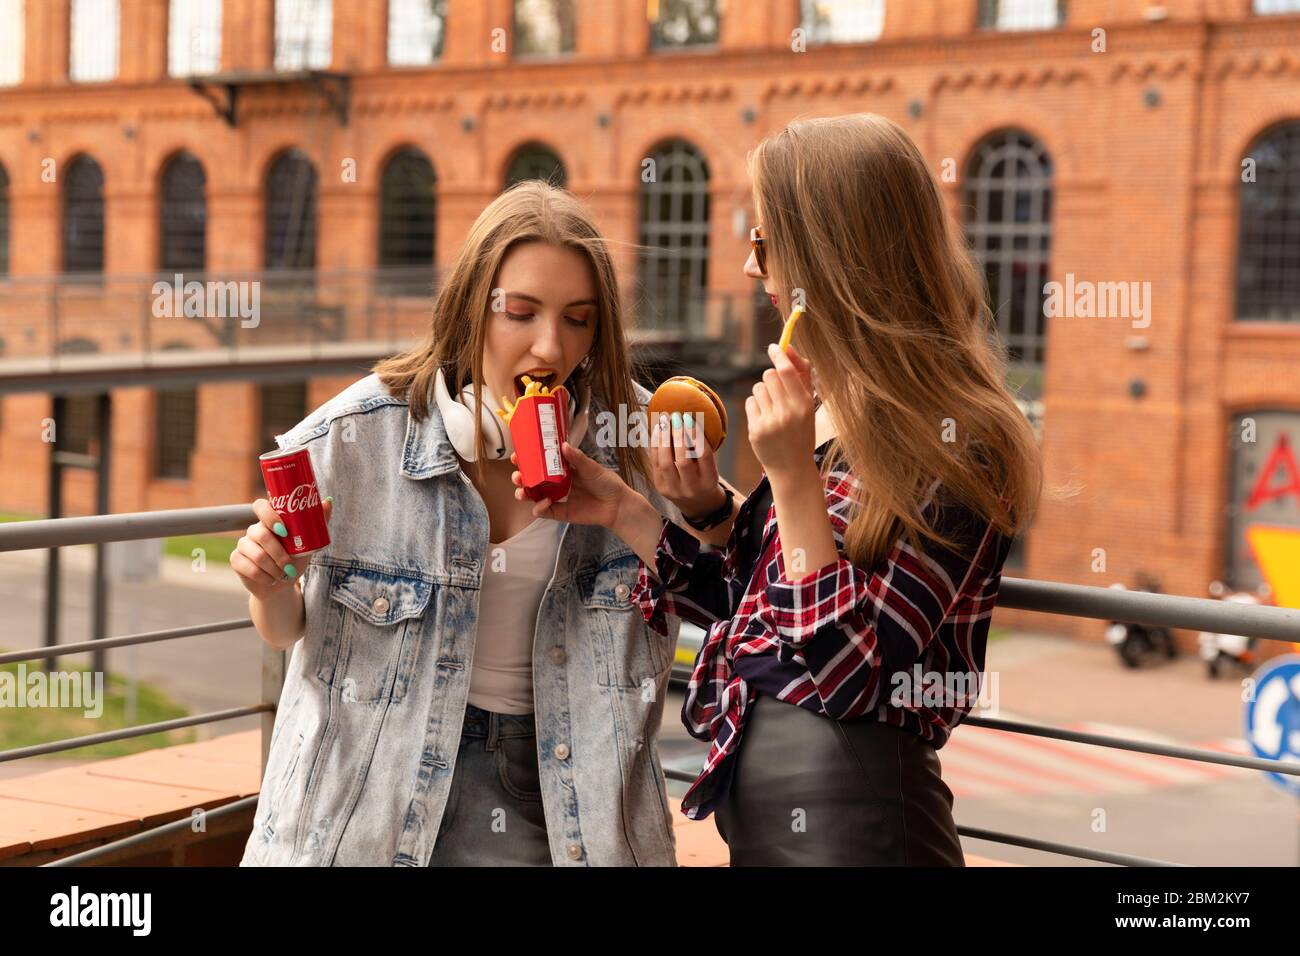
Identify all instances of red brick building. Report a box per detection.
[1,0,1299,640]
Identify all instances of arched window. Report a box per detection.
[649,0,719,49]
[63,155,106,275]
[379,147,436,295]
[504,143,566,189]
[514,0,575,56]
[264,149,317,271]
[963,130,1054,387]
[0,162,9,277]
[1237,122,1300,323]
[159,152,207,272]
[637,139,710,333]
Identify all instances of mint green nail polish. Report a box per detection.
[683,412,694,430]
[273,521,287,537]
[324,495,334,504]
[671,411,682,428]
[285,564,297,579]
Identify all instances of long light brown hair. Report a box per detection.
[374,180,650,489]
[750,113,1047,566]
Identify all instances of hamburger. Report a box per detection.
[648,376,728,450]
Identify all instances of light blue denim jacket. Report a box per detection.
[239,373,681,866]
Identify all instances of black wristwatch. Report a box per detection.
[683,484,735,531]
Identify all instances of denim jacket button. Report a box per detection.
[614,584,630,602]
[553,743,570,760]
[566,843,583,861]
[372,596,390,614]
[550,647,566,664]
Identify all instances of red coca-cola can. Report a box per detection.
[258,445,330,555]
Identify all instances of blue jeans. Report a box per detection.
[427,704,552,866]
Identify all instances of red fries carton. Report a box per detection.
[503,383,572,502]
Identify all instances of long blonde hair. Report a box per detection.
[750,113,1045,566]
[375,180,650,489]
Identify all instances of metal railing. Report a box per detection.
[2,505,1298,867]
[0,270,776,369]
[0,269,438,368]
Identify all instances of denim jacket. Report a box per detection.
[239,373,681,866]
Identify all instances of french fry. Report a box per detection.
[498,379,557,424]
[778,307,803,351]
[497,396,515,424]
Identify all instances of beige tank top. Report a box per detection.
[466,516,565,715]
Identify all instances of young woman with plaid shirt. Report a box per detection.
[514,114,1043,866]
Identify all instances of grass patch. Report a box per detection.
[0,658,196,759]
[162,532,240,564]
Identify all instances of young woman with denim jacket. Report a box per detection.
[516,114,1046,866]
[233,182,686,866]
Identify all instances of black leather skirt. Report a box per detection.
[714,694,965,866]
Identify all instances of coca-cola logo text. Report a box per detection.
[269,483,320,514]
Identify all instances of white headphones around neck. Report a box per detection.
[433,365,591,462]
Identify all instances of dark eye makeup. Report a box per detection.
[506,311,590,328]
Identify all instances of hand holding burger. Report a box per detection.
[647,375,734,530]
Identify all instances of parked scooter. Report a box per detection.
[1104,575,1177,668]
[1197,581,1271,679]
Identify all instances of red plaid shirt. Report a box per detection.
[630,440,1012,820]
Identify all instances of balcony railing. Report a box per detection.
[0,270,776,369]
[0,269,440,368]
[3,506,1298,867]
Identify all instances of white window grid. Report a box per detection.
[801,0,885,44]
[0,0,23,86]
[169,0,222,77]
[388,0,446,66]
[1255,0,1300,14]
[275,0,332,71]
[70,0,119,83]
[980,0,1061,31]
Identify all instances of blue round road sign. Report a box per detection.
[1243,655,1300,797]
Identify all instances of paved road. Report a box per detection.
[659,633,1300,866]
[3,550,1295,864]
[0,548,263,760]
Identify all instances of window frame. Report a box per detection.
[0,0,24,87]
[158,152,208,274]
[636,139,711,336]
[797,0,886,45]
[1235,121,1300,324]
[167,0,223,78]
[962,128,1055,388]
[975,0,1066,31]
[386,0,447,67]
[648,0,721,52]
[273,0,333,72]
[69,0,120,83]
